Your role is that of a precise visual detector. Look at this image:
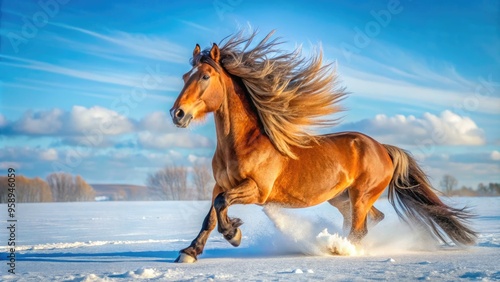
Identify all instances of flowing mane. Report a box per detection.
[218,31,347,159]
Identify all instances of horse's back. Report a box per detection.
[320,131,394,185]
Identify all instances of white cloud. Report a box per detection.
[491,150,500,161]
[4,106,135,137]
[140,111,175,133]
[15,109,64,134]
[0,147,66,164]
[187,154,212,166]
[39,149,58,161]
[341,110,485,146]
[138,132,212,149]
[71,106,134,135]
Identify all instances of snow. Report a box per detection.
[1,197,499,281]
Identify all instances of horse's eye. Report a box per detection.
[202,74,210,80]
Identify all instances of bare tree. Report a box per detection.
[440,174,458,196]
[47,172,74,202]
[47,173,95,202]
[147,165,189,200]
[192,163,214,200]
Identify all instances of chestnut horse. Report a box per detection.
[170,31,476,263]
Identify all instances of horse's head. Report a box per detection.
[170,43,225,128]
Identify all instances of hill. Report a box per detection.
[91,184,149,201]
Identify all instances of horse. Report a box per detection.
[169,31,476,263]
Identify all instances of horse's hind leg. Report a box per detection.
[328,190,351,234]
[348,183,388,243]
[368,205,384,228]
[329,190,385,235]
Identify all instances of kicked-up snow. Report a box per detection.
[0,197,499,281]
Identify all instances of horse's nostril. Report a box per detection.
[175,109,185,119]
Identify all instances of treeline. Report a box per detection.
[440,174,499,197]
[146,163,214,200]
[0,173,95,203]
[448,183,500,197]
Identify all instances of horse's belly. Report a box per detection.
[265,188,342,208]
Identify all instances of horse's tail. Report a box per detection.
[383,144,477,246]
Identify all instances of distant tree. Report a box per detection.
[0,175,53,203]
[192,163,213,200]
[47,173,95,202]
[440,174,457,196]
[477,183,488,196]
[488,183,500,196]
[74,175,96,201]
[452,185,477,197]
[47,173,74,202]
[147,165,189,200]
[33,177,53,202]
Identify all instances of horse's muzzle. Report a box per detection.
[170,107,193,128]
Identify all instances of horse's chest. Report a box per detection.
[213,148,280,192]
[213,150,262,190]
[213,159,245,190]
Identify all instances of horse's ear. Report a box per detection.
[210,43,220,63]
[193,44,201,58]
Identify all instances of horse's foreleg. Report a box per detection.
[175,206,216,263]
[175,185,222,263]
[214,179,260,247]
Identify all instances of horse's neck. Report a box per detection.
[214,75,263,148]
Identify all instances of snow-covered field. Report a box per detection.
[1,197,499,281]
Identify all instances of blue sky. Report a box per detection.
[0,0,499,188]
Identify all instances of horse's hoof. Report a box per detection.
[174,252,196,263]
[228,227,242,247]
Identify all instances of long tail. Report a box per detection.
[383,144,477,246]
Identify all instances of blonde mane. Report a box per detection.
[219,31,347,159]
